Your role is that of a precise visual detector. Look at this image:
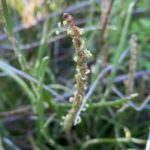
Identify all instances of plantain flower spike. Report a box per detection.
[62,13,92,132]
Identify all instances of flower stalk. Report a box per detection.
[125,34,137,96]
[62,13,92,131]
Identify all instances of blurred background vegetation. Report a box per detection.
[0,0,150,149]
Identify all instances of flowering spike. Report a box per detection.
[61,13,92,132]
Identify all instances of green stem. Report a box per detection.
[1,0,27,70]
[82,137,146,149]
[93,93,138,107]
[57,93,138,108]
[101,0,137,102]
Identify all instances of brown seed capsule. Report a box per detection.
[63,13,73,24]
[63,13,69,19]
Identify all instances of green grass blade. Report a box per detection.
[1,0,27,70]
[101,0,137,102]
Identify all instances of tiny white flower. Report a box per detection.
[79,28,85,35]
[84,85,87,90]
[69,97,74,103]
[81,76,87,81]
[84,50,92,58]
[67,29,72,35]
[85,69,90,74]
[74,91,78,97]
[63,20,67,25]
[74,55,78,62]
[55,30,60,35]
[58,22,62,28]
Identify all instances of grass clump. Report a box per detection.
[0,0,150,149]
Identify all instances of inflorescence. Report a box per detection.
[59,13,92,132]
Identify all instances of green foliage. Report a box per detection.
[0,0,150,149]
